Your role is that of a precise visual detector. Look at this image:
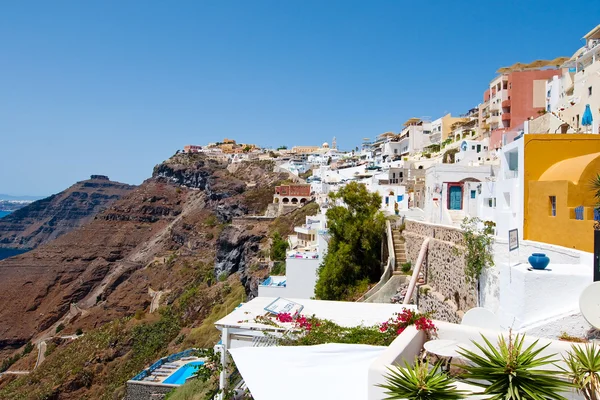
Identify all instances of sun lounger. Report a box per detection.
[180,356,195,361]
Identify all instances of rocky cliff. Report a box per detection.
[0,176,135,250]
[0,154,305,399]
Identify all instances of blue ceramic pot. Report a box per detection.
[528,253,550,270]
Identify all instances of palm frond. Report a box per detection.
[562,343,600,399]
[377,358,468,399]
[459,333,572,400]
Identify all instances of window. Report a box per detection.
[589,86,593,96]
[550,196,556,216]
[470,190,476,199]
[471,145,475,150]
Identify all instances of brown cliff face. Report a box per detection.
[0,176,135,250]
[0,155,286,357]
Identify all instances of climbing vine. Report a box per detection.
[456,217,495,283]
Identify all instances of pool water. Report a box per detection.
[163,361,204,385]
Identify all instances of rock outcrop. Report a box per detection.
[0,176,135,250]
[0,154,284,361]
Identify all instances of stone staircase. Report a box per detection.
[391,229,408,275]
[447,209,466,226]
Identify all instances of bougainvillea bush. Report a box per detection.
[272,308,436,347]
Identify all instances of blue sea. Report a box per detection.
[0,210,31,260]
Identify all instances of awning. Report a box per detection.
[229,344,385,400]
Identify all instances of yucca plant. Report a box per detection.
[377,357,467,399]
[458,332,572,400]
[591,173,600,208]
[562,343,600,400]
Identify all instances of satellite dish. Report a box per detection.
[579,282,600,329]
[462,307,501,331]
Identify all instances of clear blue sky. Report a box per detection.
[1,1,598,196]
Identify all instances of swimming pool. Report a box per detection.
[163,361,205,385]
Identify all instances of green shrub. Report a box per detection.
[270,232,289,262]
[22,342,34,355]
[55,324,65,334]
[271,261,286,275]
[459,333,572,399]
[0,354,21,373]
[315,182,386,300]
[75,328,83,336]
[134,310,145,320]
[218,272,228,282]
[205,215,217,227]
[205,232,214,240]
[562,343,600,399]
[378,358,467,399]
[400,261,412,273]
[455,217,494,284]
[44,342,57,357]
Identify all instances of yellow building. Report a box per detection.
[523,134,600,252]
[292,146,320,154]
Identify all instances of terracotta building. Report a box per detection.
[274,184,312,205]
[480,68,563,149]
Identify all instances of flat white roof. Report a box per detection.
[215,297,417,331]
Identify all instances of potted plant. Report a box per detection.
[394,202,399,215]
[378,358,467,399]
[562,343,600,399]
[458,332,572,399]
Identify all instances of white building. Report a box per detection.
[396,118,433,155]
[478,136,524,240]
[258,212,328,299]
[423,163,497,226]
[454,138,492,165]
[547,24,600,134]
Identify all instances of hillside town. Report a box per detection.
[3,13,600,400]
[119,24,600,400]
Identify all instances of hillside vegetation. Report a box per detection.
[0,155,313,398]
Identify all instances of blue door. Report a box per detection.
[449,186,462,210]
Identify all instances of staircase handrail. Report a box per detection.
[358,220,395,302]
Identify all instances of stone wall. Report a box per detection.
[126,381,172,399]
[417,286,462,324]
[403,220,476,322]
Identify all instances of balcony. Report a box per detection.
[502,113,511,121]
[502,99,511,108]
[488,115,501,124]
